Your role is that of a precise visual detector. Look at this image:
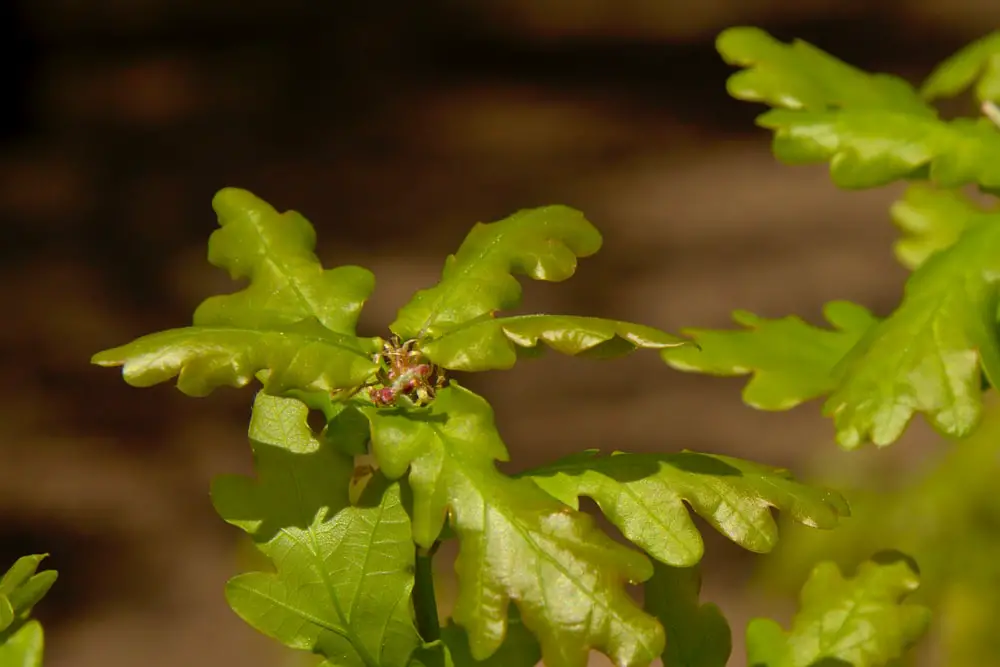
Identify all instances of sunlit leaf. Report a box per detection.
[922,31,1000,103]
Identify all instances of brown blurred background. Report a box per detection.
[2,2,997,666]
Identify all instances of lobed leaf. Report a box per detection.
[746,555,930,667]
[644,563,731,667]
[524,450,848,567]
[717,27,932,114]
[824,220,1000,447]
[890,184,999,270]
[922,31,1000,103]
[93,188,381,398]
[390,206,602,340]
[662,301,878,411]
[212,393,420,667]
[422,314,689,372]
[364,385,664,667]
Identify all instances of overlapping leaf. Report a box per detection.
[718,28,1000,190]
[212,393,420,667]
[717,26,932,114]
[922,31,1000,103]
[890,184,999,269]
[746,555,930,667]
[524,450,848,567]
[364,385,663,667]
[0,555,56,667]
[389,206,602,340]
[644,564,731,667]
[422,315,688,372]
[662,301,878,411]
[92,188,380,397]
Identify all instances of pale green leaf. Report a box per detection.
[212,393,420,667]
[644,563,731,667]
[365,385,663,667]
[717,27,932,114]
[390,206,601,340]
[422,314,689,372]
[0,556,56,634]
[662,301,878,411]
[93,188,380,398]
[525,450,848,567]
[890,184,999,269]
[922,31,1000,103]
[824,221,1000,447]
[746,555,930,667]
[0,621,44,667]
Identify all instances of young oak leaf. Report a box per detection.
[426,609,542,667]
[421,314,689,372]
[389,206,602,340]
[0,622,44,667]
[922,31,1000,103]
[643,563,731,667]
[524,451,848,567]
[364,385,665,667]
[661,301,879,411]
[890,184,999,270]
[0,555,56,667]
[746,554,931,667]
[824,221,1000,447]
[93,188,381,397]
[211,393,420,667]
[717,26,932,114]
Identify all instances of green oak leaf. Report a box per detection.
[524,450,848,567]
[922,31,1000,103]
[390,206,602,340]
[746,555,930,667]
[644,563,731,667]
[421,314,689,372]
[93,188,380,397]
[717,26,932,114]
[0,621,44,667]
[212,392,420,667]
[435,609,542,667]
[364,385,664,667]
[824,221,1000,447]
[890,184,999,269]
[662,301,878,411]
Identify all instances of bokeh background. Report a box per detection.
[3,2,999,666]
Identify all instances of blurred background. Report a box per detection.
[3,2,999,666]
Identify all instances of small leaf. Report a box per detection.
[365,385,664,667]
[93,188,380,398]
[212,392,420,667]
[0,555,56,630]
[644,563,731,667]
[922,31,1000,103]
[0,621,44,667]
[890,184,998,269]
[746,554,931,667]
[422,314,689,372]
[824,221,1000,447]
[93,321,378,397]
[0,557,45,597]
[525,450,848,567]
[662,301,878,411]
[717,27,932,114]
[390,206,602,340]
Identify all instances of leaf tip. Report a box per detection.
[212,187,275,225]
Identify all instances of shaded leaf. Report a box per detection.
[922,31,1000,103]
[746,555,930,667]
[422,314,689,372]
[890,184,999,269]
[436,608,542,667]
[0,621,44,667]
[644,563,731,667]
[390,206,601,340]
[93,188,380,398]
[662,301,878,411]
[525,450,848,567]
[823,221,1000,447]
[717,26,932,114]
[365,385,663,667]
[0,600,11,634]
[212,393,420,667]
